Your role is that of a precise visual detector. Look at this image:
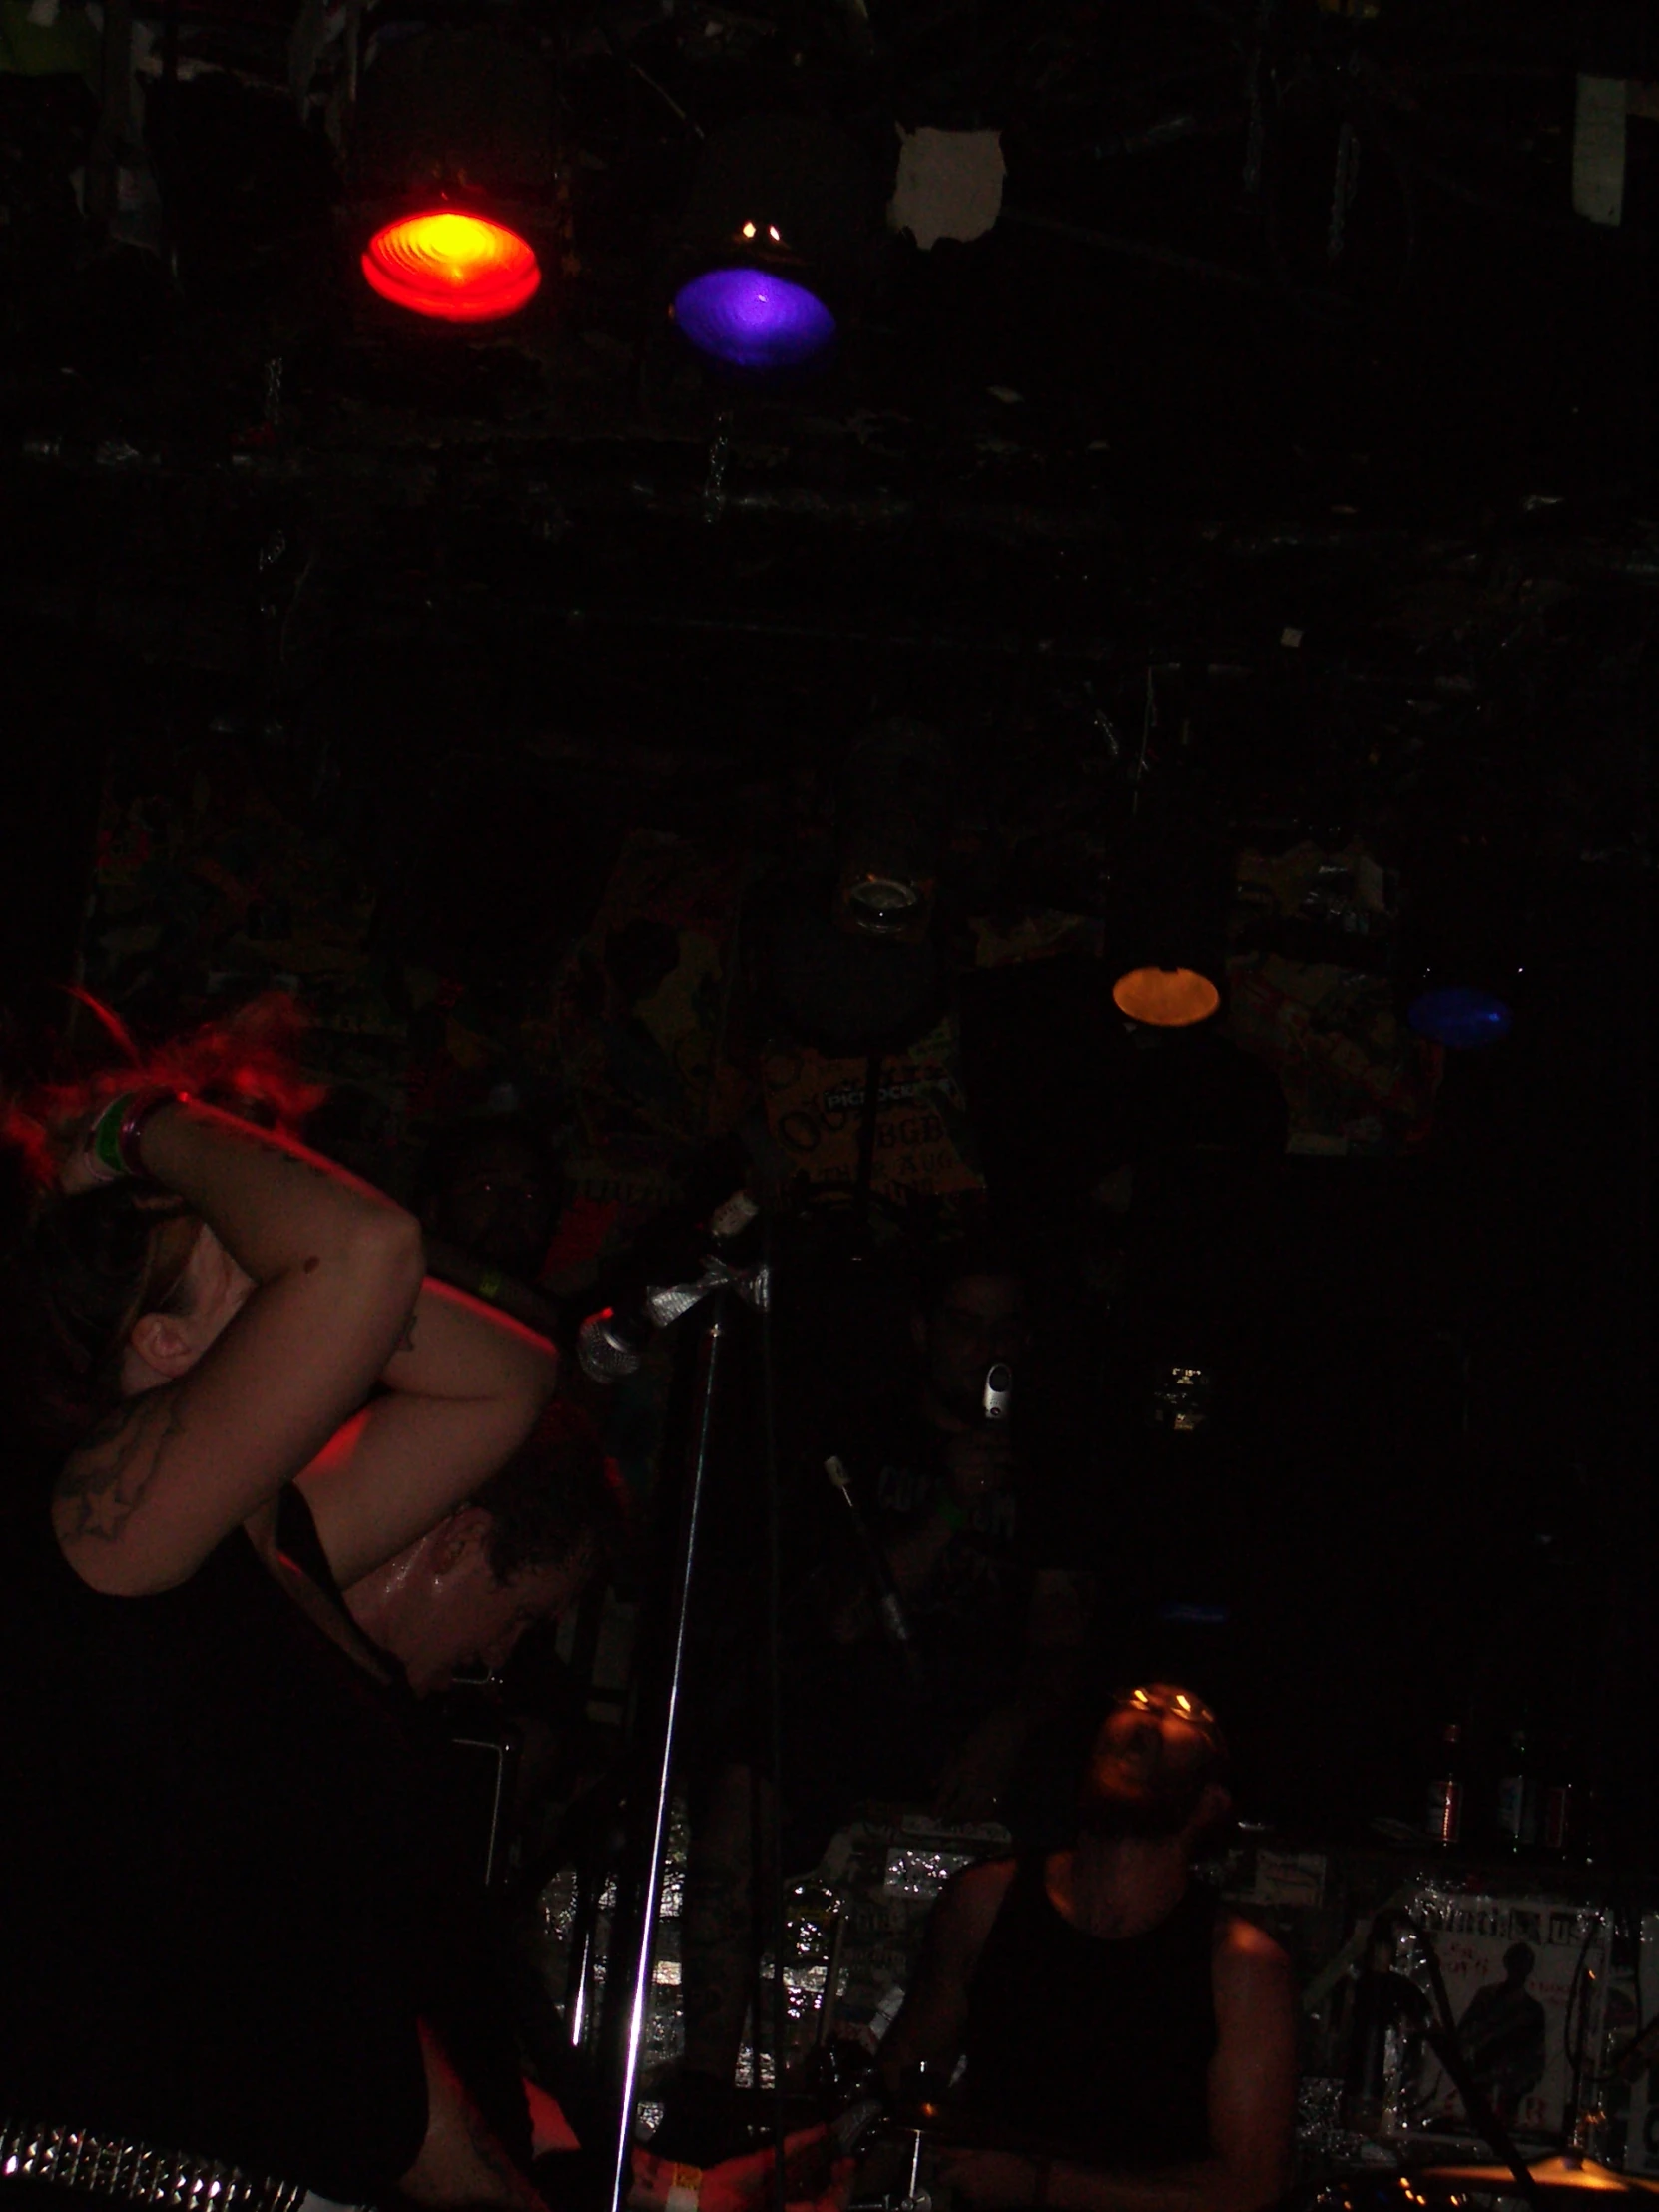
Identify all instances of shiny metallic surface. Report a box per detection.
[577,1312,646,1382]
[0,2122,306,2212]
[882,1845,982,1900]
[606,1297,730,2212]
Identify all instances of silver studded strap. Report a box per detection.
[0,2119,309,2212]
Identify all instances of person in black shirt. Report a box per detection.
[343,1397,624,2170]
[672,1255,1088,2132]
[0,1011,558,2212]
[334,1403,622,2178]
[782,1256,1085,1845]
[881,1685,1295,2212]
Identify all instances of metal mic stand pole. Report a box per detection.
[759,1218,790,2212]
[1375,1960,1542,2212]
[605,1288,734,2212]
[1415,2014,1543,2212]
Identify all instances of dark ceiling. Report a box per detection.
[3,3,1656,604]
[2,1,1654,831]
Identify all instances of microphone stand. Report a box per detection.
[1404,1997,1544,2212]
[1404,1937,1543,2212]
[603,1287,735,2212]
[759,1217,791,2212]
[1357,1919,1544,2212]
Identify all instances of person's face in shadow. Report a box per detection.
[914,1273,1027,1427]
[1078,1692,1229,1847]
[431,1134,560,1279]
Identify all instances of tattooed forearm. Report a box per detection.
[54,1389,189,1542]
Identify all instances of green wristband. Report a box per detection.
[91,1092,136,1180]
[937,1495,966,1531]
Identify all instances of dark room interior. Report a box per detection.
[0,3,1654,2209]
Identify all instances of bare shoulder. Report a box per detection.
[1214,1911,1295,2015]
[1216,1911,1291,1969]
[52,1385,193,1589]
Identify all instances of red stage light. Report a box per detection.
[360,211,541,323]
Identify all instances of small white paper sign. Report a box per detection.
[1573,75,1626,228]
[1251,1849,1327,1909]
[890,127,1006,251]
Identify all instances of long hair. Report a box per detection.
[0,993,324,1453]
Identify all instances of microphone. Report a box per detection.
[576,1191,766,1384]
[981,1362,1013,1423]
[577,1306,653,1385]
[825,1456,923,1684]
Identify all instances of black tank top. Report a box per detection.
[0,1467,433,2202]
[961,1857,1220,2166]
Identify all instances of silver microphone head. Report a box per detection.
[577,1308,646,1384]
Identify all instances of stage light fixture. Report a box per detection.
[1406,984,1513,1051]
[1399,846,1525,1053]
[1107,827,1229,1031]
[361,211,541,323]
[832,719,953,944]
[669,115,883,377]
[341,25,562,331]
[1111,966,1222,1028]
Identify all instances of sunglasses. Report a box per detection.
[1114,1684,1222,1739]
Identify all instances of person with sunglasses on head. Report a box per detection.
[881,1685,1296,2212]
[0,1006,560,2212]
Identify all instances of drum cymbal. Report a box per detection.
[1418,2157,1659,2197]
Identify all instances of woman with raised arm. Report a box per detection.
[0,1013,559,2212]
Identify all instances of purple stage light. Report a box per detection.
[672,268,836,371]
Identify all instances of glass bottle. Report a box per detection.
[1495,1722,1539,1852]
[1425,1719,1467,1846]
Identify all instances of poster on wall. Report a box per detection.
[1400,1891,1610,2142]
[1621,1915,1659,2174]
[761,1011,985,1215]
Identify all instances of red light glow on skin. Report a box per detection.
[361,212,541,323]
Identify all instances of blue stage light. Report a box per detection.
[1407,986,1513,1050]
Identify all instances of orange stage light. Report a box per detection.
[1111,966,1221,1027]
[360,211,541,323]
